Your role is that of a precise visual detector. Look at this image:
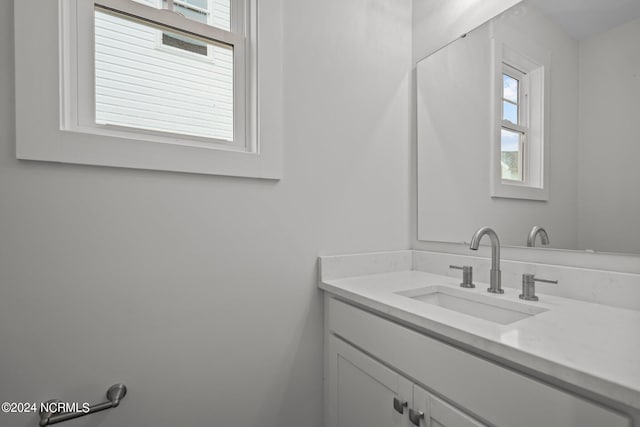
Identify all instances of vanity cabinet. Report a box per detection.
[328,335,412,427]
[324,296,631,427]
[328,334,487,427]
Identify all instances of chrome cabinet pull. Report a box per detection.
[39,384,127,426]
[393,397,408,414]
[409,408,424,426]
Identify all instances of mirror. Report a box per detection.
[417,0,640,255]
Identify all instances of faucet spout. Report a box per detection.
[469,226,503,294]
[527,226,550,247]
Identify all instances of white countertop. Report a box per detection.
[320,270,640,411]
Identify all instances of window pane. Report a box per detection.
[95,10,234,142]
[503,74,518,103]
[502,101,518,123]
[501,128,523,181]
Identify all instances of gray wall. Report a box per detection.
[578,17,640,254]
[0,1,411,426]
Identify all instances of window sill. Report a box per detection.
[491,180,549,201]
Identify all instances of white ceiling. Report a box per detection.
[528,0,640,39]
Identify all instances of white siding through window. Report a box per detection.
[211,0,231,31]
[94,0,234,142]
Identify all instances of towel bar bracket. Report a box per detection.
[38,384,127,426]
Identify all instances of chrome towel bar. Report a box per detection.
[39,384,127,426]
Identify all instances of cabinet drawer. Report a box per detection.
[328,297,630,427]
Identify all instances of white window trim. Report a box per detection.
[490,36,550,200]
[14,0,282,179]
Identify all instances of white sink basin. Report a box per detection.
[396,285,548,325]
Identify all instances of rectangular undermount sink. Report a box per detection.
[396,286,548,325]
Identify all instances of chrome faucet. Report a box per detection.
[469,226,503,294]
[527,226,550,247]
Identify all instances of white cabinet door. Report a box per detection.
[327,336,412,427]
[412,385,487,427]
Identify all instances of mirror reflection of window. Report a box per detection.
[502,74,518,122]
[501,129,523,181]
[500,64,528,182]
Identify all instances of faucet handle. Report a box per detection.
[449,265,475,288]
[520,274,558,301]
[533,276,558,284]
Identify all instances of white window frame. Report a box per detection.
[490,37,550,200]
[14,0,282,179]
[500,63,528,183]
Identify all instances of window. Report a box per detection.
[500,64,528,182]
[491,38,549,200]
[93,0,241,145]
[15,0,282,178]
[94,1,236,143]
